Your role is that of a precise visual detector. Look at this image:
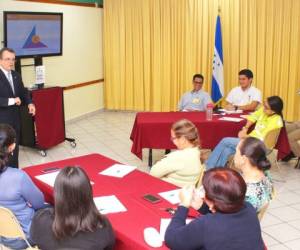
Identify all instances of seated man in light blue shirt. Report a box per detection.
[178,74,212,111]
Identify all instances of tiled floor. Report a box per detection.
[20,110,300,250]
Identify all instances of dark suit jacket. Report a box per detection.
[0,69,32,131]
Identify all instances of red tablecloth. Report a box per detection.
[130,112,291,160]
[24,154,183,250]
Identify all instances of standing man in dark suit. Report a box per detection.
[0,47,36,168]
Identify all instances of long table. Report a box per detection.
[24,153,269,250]
[24,154,183,250]
[130,112,291,165]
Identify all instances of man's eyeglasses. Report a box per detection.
[2,58,16,62]
[194,81,203,84]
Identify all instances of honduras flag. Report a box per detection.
[211,15,224,103]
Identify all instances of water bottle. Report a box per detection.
[206,103,214,121]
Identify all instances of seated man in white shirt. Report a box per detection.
[225,69,261,111]
[178,74,212,111]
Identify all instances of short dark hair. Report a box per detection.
[239,137,271,171]
[53,166,108,239]
[0,124,16,173]
[0,47,15,59]
[193,74,204,82]
[202,168,246,213]
[238,69,253,79]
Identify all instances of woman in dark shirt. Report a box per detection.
[165,168,264,250]
[30,166,115,250]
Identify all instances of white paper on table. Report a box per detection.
[159,218,193,241]
[93,195,127,214]
[158,189,181,204]
[218,117,244,122]
[99,164,136,178]
[35,171,94,187]
[240,115,249,119]
[218,109,243,114]
[226,110,243,114]
[35,171,60,187]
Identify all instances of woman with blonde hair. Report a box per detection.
[150,119,204,187]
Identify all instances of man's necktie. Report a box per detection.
[7,71,15,95]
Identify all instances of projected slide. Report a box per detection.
[5,13,62,57]
[23,26,47,49]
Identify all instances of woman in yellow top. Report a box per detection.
[150,119,204,187]
[205,96,284,170]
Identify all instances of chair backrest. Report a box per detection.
[0,207,37,249]
[271,186,276,200]
[195,166,205,188]
[257,202,269,221]
[0,207,25,239]
[264,128,281,149]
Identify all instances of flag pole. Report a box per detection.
[218,4,222,108]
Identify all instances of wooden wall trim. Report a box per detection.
[63,78,104,91]
[16,0,103,8]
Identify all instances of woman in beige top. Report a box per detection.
[150,119,204,187]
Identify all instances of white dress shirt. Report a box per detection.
[0,66,16,106]
[226,86,262,106]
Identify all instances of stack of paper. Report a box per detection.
[218,117,244,122]
[158,189,181,204]
[99,164,137,178]
[93,195,127,214]
[240,115,249,119]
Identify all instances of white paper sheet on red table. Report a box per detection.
[35,171,60,187]
[218,117,244,122]
[240,114,249,119]
[99,164,137,178]
[218,109,243,114]
[35,171,94,187]
[158,189,181,204]
[160,218,193,240]
[93,195,127,214]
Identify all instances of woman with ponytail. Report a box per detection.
[234,137,273,211]
[0,124,45,249]
[150,119,204,187]
[206,95,284,170]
